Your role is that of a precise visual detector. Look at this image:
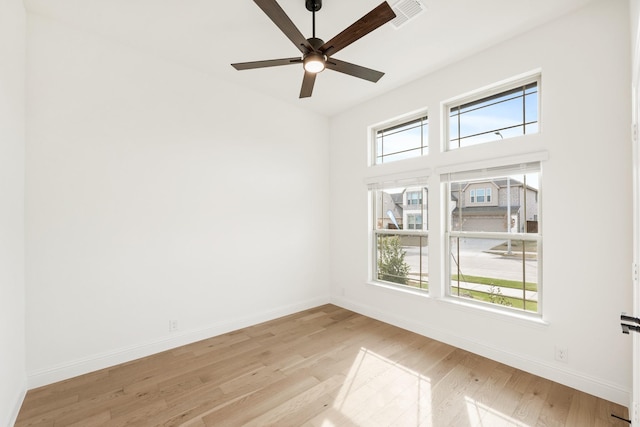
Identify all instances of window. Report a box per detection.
[446,163,541,313]
[407,214,423,230]
[368,73,544,317]
[406,191,422,205]
[374,114,428,164]
[371,183,428,290]
[469,187,492,204]
[447,79,539,150]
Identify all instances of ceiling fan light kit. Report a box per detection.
[231,0,397,98]
[303,52,326,73]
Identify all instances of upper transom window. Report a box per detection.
[374,114,428,165]
[447,79,539,150]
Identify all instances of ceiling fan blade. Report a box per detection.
[299,71,317,98]
[325,58,385,83]
[231,57,302,70]
[254,0,313,54]
[320,2,396,57]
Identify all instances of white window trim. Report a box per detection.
[364,168,432,189]
[435,151,549,176]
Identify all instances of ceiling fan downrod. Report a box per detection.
[306,0,321,39]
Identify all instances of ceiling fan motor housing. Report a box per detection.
[305,0,321,12]
[307,37,324,51]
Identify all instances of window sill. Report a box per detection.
[366,280,430,299]
[437,296,548,328]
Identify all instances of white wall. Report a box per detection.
[329,0,632,405]
[0,0,27,425]
[25,14,330,386]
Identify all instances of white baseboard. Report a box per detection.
[26,295,629,407]
[27,296,330,389]
[331,296,631,407]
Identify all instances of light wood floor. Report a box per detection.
[16,305,629,426]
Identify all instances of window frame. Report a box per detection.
[443,163,542,315]
[369,180,430,292]
[444,74,541,151]
[371,110,429,166]
[366,72,546,320]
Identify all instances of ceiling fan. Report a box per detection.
[231,0,396,98]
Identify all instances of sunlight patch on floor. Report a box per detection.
[465,396,531,427]
[322,347,433,425]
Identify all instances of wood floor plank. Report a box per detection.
[200,373,321,426]
[14,305,628,426]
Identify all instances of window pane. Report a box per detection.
[379,125,422,154]
[375,116,428,164]
[374,187,428,231]
[449,172,540,233]
[448,81,539,150]
[523,173,539,233]
[525,91,538,124]
[449,237,538,312]
[377,234,428,290]
[459,97,523,139]
[407,191,422,205]
[525,123,538,134]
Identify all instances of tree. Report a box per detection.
[377,235,410,285]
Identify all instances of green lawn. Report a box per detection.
[453,287,538,311]
[451,274,537,292]
[379,273,537,312]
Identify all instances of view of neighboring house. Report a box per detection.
[375,187,428,231]
[376,191,404,229]
[451,178,538,233]
[378,178,538,233]
[403,189,427,230]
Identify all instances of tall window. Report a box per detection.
[371,183,428,290]
[374,114,428,164]
[368,73,543,318]
[448,79,539,150]
[445,163,541,313]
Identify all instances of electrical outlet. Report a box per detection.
[169,319,178,332]
[554,346,568,363]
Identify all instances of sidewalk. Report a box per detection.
[451,280,538,301]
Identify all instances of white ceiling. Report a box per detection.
[23,0,596,116]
